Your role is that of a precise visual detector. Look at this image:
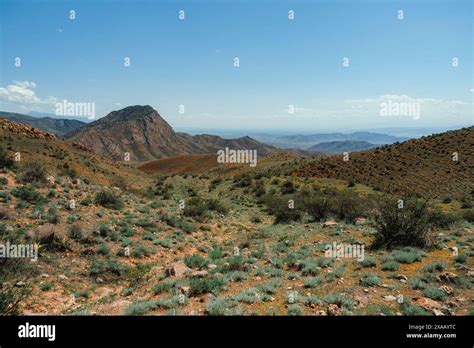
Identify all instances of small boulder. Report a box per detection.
[323,220,338,228]
[383,295,397,302]
[327,304,340,316]
[439,285,453,295]
[416,297,442,310]
[166,261,191,278]
[191,270,209,278]
[437,272,458,283]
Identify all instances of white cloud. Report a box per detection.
[0,80,58,111]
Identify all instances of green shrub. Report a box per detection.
[299,190,331,221]
[303,276,323,288]
[184,254,208,269]
[233,174,252,188]
[58,163,77,179]
[89,258,128,279]
[40,282,53,291]
[189,276,224,296]
[69,224,83,240]
[360,273,381,287]
[287,304,304,316]
[423,261,446,273]
[131,245,154,257]
[206,297,229,315]
[324,294,356,309]
[97,243,111,256]
[428,208,459,229]
[208,246,224,260]
[0,146,14,170]
[281,181,296,194]
[401,303,432,316]
[373,196,433,249]
[183,197,208,220]
[454,254,467,264]
[19,163,46,184]
[94,190,124,210]
[98,224,110,237]
[263,193,301,223]
[228,255,245,271]
[152,280,175,295]
[359,257,377,268]
[380,260,400,271]
[331,190,367,223]
[409,277,428,290]
[391,247,425,264]
[461,209,474,222]
[45,205,59,224]
[423,286,447,301]
[11,185,41,202]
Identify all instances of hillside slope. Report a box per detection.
[308,140,376,154]
[0,117,150,189]
[294,127,474,200]
[0,111,85,136]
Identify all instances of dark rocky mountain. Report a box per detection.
[0,111,86,136]
[66,105,276,162]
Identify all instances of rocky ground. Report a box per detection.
[1,169,472,316]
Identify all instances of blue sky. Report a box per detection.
[0,0,472,132]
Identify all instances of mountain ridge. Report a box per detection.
[66,105,276,162]
[0,111,86,136]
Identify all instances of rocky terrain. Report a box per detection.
[0,116,472,317]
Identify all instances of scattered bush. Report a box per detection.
[184,254,208,269]
[19,163,46,184]
[359,257,377,268]
[0,146,14,170]
[11,185,41,203]
[189,276,224,296]
[391,247,425,264]
[380,260,400,271]
[69,224,83,240]
[263,193,301,223]
[281,181,296,195]
[423,261,446,273]
[360,273,382,287]
[94,191,124,210]
[373,196,433,249]
[287,304,304,316]
[423,286,447,301]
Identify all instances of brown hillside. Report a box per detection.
[0,117,151,189]
[293,127,474,200]
[138,154,219,175]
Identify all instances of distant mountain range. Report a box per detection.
[253,132,408,150]
[65,105,276,162]
[2,107,440,162]
[0,111,86,136]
